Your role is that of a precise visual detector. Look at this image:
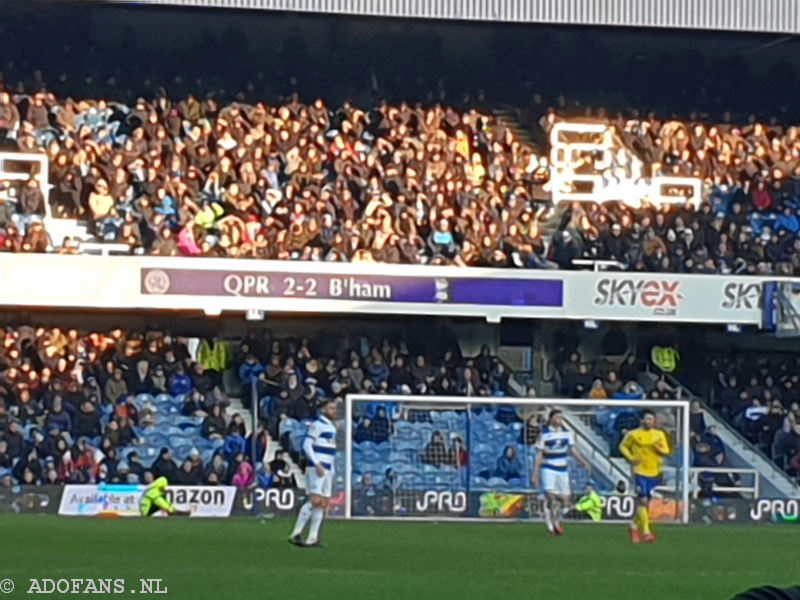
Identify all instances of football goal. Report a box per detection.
[344,395,690,524]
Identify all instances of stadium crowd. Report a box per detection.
[1,80,800,275]
[701,352,800,481]
[0,324,512,487]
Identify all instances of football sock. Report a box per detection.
[307,507,325,543]
[543,504,554,532]
[551,501,562,527]
[291,501,313,538]
[636,506,651,535]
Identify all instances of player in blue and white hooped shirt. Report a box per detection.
[531,409,591,536]
[290,398,338,547]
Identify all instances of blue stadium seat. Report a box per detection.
[394,463,418,475]
[387,452,411,464]
[359,441,377,453]
[401,473,424,489]
[392,439,419,452]
[487,477,510,487]
[471,476,491,489]
[394,421,414,437]
[172,445,195,462]
[135,393,155,408]
[144,434,169,447]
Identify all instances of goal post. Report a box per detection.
[344,395,691,524]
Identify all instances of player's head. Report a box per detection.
[320,398,338,420]
[641,409,657,430]
[548,409,564,427]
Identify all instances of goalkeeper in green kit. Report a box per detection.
[139,476,191,517]
[574,482,603,522]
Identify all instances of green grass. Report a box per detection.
[0,516,793,600]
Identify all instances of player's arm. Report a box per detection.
[618,432,640,465]
[569,445,592,472]
[302,424,325,477]
[567,430,591,471]
[653,430,670,456]
[531,439,543,488]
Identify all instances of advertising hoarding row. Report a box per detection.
[1,484,796,525]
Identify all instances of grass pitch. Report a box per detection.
[0,516,793,600]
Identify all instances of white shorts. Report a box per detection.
[306,467,333,498]
[541,468,571,496]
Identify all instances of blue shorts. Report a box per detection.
[634,475,661,500]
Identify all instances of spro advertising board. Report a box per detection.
[0,254,769,324]
[691,497,800,525]
[350,490,682,522]
[58,484,235,517]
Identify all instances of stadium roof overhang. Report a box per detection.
[94,0,800,35]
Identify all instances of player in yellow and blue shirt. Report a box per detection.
[618,409,670,543]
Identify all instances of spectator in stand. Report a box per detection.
[152,448,178,481]
[354,416,373,444]
[202,404,227,440]
[494,445,523,481]
[232,461,254,489]
[421,430,450,467]
[689,400,706,441]
[228,413,247,437]
[128,360,154,395]
[354,472,379,516]
[204,453,228,485]
[169,364,193,397]
[104,368,128,403]
[370,407,390,443]
[0,439,12,469]
[72,401,101,439]
[452,435,468,467]
[589,379,608,399]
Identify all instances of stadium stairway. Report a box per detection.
[662,375,799,498]
[700,406,797,498]
[493,106,562,251]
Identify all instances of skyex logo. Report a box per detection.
[721,282,762,310]
[414,491,467,513]
[593,279,683,315]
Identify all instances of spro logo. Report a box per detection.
[593,279,683,316]
[749,499,799,522]
[601,495,636,519]
[414,491,468,514]
[721,282,762,310]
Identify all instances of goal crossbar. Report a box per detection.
[344,395,691,523]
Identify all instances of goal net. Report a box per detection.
[344,395,690,524]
